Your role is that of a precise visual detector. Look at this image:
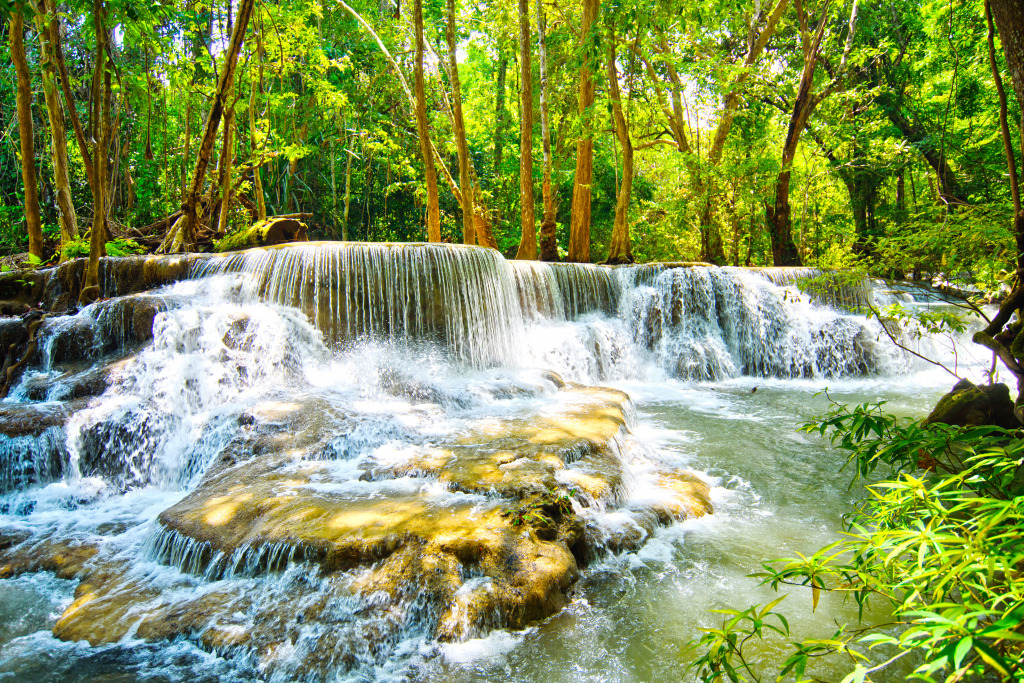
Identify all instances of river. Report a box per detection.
[0,245,987,682]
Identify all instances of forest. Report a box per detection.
[0,0,1021,285]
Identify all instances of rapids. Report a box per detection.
[0,244,988,682]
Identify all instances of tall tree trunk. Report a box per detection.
[216,83,236,237]
[567,0,599,263]
[81,0,111,304]
[248,54,267,222]
[494,52,507,177]
[536,0,557,261]
[767,166,802,266]
[330,132,338,237]
[515,0,536,259]
[767,0,832,267]
[35,0,78,252]
[446,0,475,246]
[161,0,255,253]
[9,6,44,260]
[605,25,632,264]
[414,0,441,242]
[987,0,1024,271]
[343,132,354,240]
[51,13,94,190]
[989,0,1024,110]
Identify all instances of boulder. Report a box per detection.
[214,218,309,253]
[923,379,1021,430]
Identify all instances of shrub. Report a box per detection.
[688,400,1024,682]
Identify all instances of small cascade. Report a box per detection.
[0,427,67,495]
[193,242,525,367]
[509,260,619,320]
[621,267,894,381]
[0,242,970,682]
[750,267,875,310]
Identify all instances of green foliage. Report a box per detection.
[504,487,576,529]
[61,238,148,260]
[688,400,1024,682]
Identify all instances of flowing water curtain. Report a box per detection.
[193,243,527,366]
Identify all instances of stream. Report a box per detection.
[0,245,987,682]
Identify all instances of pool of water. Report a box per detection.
[415,372,960,683]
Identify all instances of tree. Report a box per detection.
[34,0,78,253]
[567,0,600,263]
[766,0,860,266]
[514,0,537,259]
[8,3,43,260]
[604,20,633,264]
[80,0,113,304]
[447,0,475,246]
[971,0,1024,417]
[414,0,441,242]
[159,0,256,253]
[638,0,789,264]
[536,0,558,261]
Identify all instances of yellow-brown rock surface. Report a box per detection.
[2,384,712,677]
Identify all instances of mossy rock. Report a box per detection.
[923,379,1020,429]
[214,218,309,253]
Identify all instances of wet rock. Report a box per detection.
[46,317,97,364]
[32,384,712,677]
[41,255,197,311]
[0,402,72,438]
[0,403,78,493]
[368,386,634,503]
[923,379,1021,429]
[0,534,100,581]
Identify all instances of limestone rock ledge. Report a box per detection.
[0,384,712,678]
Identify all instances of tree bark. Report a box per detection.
[767,0,832,267]
[989,0,1024,111]
[9,6,44,260]
[343,132,354,240]
[160,0,255,253]
[446,0,475,246]
[987,0,1024,272]
[35,0,78,251]
[81,0,111,304]
[515,0,536,259]
[494,52,507,177]
[567,0,599,263]
[50,13,95,190]
[414,0,441,242]
[605,25,632,264]
[217,82,236,237]
[536,0,557,261]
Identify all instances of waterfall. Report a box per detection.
[0,245,905,496]
[193,242,525,367]
[0,244,937,682]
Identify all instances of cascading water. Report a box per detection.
[0,244,977,682]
